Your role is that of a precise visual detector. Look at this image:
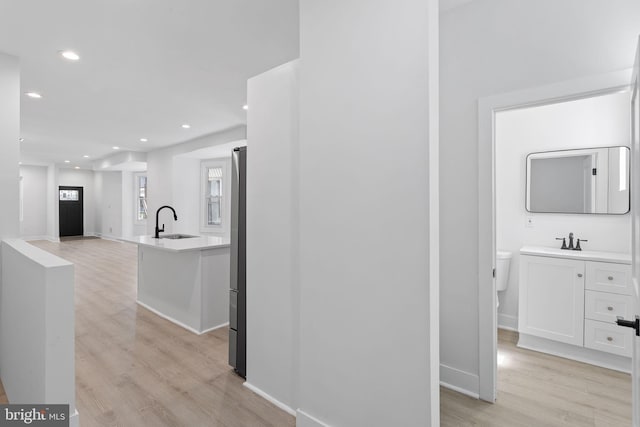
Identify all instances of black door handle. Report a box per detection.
[616,316,640,336]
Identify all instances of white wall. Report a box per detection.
[46,165,59,240]
[0,51,20,377]
[440,0,640,395]
[93,171,123,239]
[58,169,96,236]
[1,239,76,425]
[246,60,299,412]
[172,157,201,235]
[0,52,19,241]
[146,126,245,236]
[19,165,48,239]
[496,92,631,329]
[297,1,438,426]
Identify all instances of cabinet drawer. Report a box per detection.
[584,319,632,357]
[585,290,634,323]
[585,262,632,296]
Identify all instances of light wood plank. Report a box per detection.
[441,329,632,426]
[31,238,293,427]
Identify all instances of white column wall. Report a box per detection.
[0,52,20,240]
[19,165,48,239]
[297,1,438,426]
[246,60,300,413]
[0,50,20,376]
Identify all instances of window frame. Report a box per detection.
[200,159,226,233]
[134,172,148,225]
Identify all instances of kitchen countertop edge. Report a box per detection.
[121,235,231,252]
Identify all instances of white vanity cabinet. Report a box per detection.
[584,261,634,357]
[519,256,585,346]
[518,246,632,371]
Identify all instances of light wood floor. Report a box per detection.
[441,329,632,426]
[20,238,633,426]
[30,238,294,427]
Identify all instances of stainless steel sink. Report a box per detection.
[159,234,198,240]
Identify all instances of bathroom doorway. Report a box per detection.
[477,70,633,403]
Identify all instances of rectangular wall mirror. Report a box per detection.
[526,146,630,214]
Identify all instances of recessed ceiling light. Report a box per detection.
[74,166,80,169]
[83,155,90,158]
[18,138,24,142]
[140,138,148,142]
[181,124,191,129]
[60,50,80,61]
[112,146,120,150]
[64,160,70,163]
[242,105,249,110]
[18,162,21,165]
[25,92,42,99]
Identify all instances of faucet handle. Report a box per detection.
[556,237,568,249]
[574,239,587,251]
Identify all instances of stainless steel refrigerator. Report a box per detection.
[229,146,246,378]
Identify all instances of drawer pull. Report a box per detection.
[608,276,614,281]
[577,273,583,278]
[607,336,613,342]
[608,306,614,311]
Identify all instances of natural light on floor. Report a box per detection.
[497,352,507,367]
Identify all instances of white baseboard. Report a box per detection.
[136,300,219,335]
[440,364,479,399]
[498,313,518,331]
[69,409,79,427]
[201,322,229,334]
[20,235,50,242]
[296,409,331,427]
[242,382,296,416]
[518,333,631,373]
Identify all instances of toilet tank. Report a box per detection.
[496,251,512,292]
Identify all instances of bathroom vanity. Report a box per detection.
[126,235,231,334]
[518,246,633,371]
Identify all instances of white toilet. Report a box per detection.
[496,251,512,307]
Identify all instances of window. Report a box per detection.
[59,189,79,201]
[206,167,223,226]
[201,160,225,231]
[135,174,148,222]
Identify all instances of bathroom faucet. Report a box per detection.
[155,205,178,238]
[555,232,587,251]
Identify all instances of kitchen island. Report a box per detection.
[125,235,230,334]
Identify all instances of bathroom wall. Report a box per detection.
[440,0,640,396]
[496,91,631,329]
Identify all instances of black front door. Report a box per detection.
[59,186,84,237]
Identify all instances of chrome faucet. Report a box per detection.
[155,205,178,238]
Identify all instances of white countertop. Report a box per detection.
[520,245,631,264]
[122,235,230,252]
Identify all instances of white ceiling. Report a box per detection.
[0,0,299,168]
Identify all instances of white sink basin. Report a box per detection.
[159,234,198,240]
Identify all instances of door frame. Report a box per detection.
[477,69,632,402]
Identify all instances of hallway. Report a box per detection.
[32,238,293,427]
